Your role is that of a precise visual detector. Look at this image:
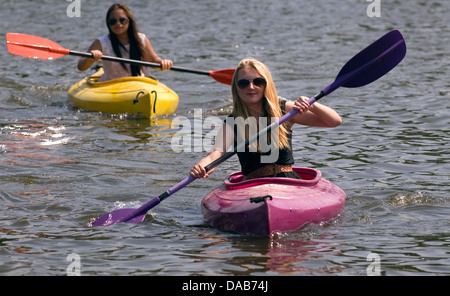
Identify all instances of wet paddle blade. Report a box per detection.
[91,196,163,226]
[6,33,69,60]
[90,208,146,227]
[210,68,235,85]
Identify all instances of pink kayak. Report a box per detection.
[201,167,346,236]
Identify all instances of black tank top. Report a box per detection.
[227,98,295,176]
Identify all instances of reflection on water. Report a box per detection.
[174,221,347,276]
[0,121,73,166]
[99,116,175,142]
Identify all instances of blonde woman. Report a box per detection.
[190,58,342,180]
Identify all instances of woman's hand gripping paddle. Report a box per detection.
[6,33,235,85]
[89,29,406,226]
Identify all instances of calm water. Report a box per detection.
[0,0,449,276]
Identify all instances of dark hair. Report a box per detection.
[106,3,143,76]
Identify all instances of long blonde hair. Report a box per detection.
[231,58,290,150]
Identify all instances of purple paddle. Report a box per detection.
[91,29,406,227]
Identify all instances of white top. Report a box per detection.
[97,32,150,82]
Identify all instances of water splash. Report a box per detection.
[386,191,436,206]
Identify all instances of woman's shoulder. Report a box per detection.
[278,96,288,112]
[137,32,147,41]
[97,34,109,42]
[136,32,149,47]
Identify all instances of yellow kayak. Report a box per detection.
[67,68,179,118]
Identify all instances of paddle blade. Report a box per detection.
[339,30,406,88]
[210,68,235,85]
[6,33,69,60]
[90,208,147,227]
[91,196,162,227]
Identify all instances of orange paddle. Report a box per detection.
[6,33,235,85]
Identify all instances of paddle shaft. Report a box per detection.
[6,33,233,82]
[204,93,323,172]
[134,32,405,215]
[70,50,212,76]
[122,31,405,218]
[201,35,400,174]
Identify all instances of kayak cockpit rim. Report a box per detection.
[224,167,322,190]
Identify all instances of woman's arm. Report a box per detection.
[77,39,103,71]
[142,37,173,71]
[190,122,233,179]
[286,96,343,127]
[190,150,226,179]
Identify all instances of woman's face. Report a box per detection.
[108,8,129,36]
[236,67,266,107]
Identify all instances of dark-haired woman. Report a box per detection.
[77,3,172,81]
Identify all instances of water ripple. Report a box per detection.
[0,0,449,276]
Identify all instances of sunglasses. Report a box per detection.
[107,17,129,26]
[237,78,267,89]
